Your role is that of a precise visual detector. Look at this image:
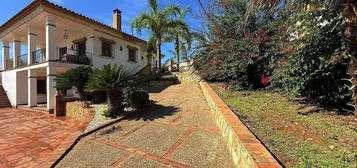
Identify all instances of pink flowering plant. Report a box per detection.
[193,1,285,90]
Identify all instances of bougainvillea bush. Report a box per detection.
[193,1,289,90]
[271,6,351,107]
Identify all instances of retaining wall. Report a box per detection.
[199,81,282,168]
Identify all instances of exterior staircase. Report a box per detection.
[0,74,11,108]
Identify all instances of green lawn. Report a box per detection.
[211,84,357,168]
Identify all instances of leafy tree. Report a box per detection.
[130,0,184,70]
[86,64,130,114]
[55,66,92,100]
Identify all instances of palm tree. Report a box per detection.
[86,64,129,113]
[131,0,184,71]
[166,8,192,71]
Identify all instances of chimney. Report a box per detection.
[113,9,122,31]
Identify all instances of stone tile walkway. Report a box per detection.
[57,84,234,168]
[0,108,86,168]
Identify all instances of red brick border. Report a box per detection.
[199,81,282,168]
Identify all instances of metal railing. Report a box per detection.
[17,53,28,67]
[6,58,13,70]
[33,49,46,64]
[3,47,93,70]
[57,48,91,65]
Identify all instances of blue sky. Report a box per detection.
[0,0,203,69]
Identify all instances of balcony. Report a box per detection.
[18,53,28,67]
[4,49,91,70]
[57,48,91,65]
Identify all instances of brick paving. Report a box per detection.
[57,84,235,168]
[0,108,89,168]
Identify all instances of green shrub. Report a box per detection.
[123,87,150,109]
[102,107,124,118]
[55,66,93,100]
[193,1,288,90]
[271,7,351,107]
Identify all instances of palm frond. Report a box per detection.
[86,64,129,92]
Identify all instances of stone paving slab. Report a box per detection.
[57,140,130,168]
[118,156,172,168]
[118,122,188,157]
[0,108,88,168]
[56,84,235,168]
[168,129,233,168]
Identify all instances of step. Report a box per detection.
[0,85,11,108]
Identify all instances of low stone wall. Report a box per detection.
[174,70,201,84]
[199,81,282,168]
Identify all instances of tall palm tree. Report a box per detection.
[165,8,192,71]
[86,64,129,113]
[131,0,184,71]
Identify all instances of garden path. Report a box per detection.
[57,84,234,168]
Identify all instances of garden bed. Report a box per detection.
[210,83,357,168]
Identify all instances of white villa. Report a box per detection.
[0,0,157,113]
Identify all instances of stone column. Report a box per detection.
[45,16,56,61]
[47,66,56,113]
[28,29,37,65]
[13,40,21,68]
[2,42,9,70]
[28,70,37,107]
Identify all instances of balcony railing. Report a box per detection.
[33,49,46,64]
[17,53,28,67]
[3,48,92,70]
[6,58,13,70]
[57,48,91,65]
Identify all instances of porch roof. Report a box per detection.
[0,0,147,45]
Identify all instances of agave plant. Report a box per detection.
[86,64,130,114]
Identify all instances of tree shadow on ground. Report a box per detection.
[124,101,181,122]
[292,98,354,116]
[137,83,179,93]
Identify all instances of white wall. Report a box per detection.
[16,71,28,105]
[2,70,17,106]
[90,31,148,75]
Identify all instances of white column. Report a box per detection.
[47,66,56,113]
[2,42,9,70]
[28,70,37,107]
[87,33,96,65]
[13,40,21,68]
[28,29,37,65]
[45,16,56,61]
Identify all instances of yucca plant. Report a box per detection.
[86,64,130,115]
